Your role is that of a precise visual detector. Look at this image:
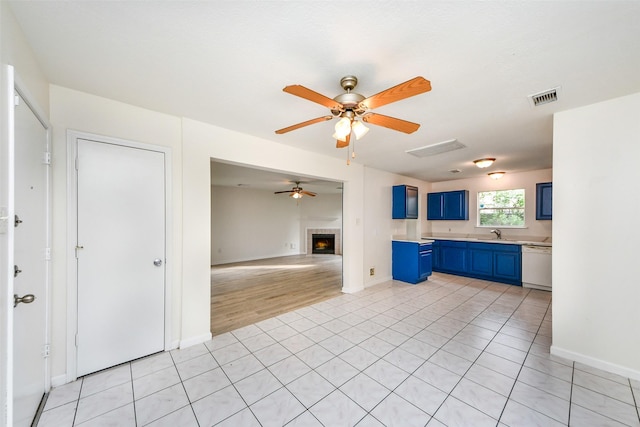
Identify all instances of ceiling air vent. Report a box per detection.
[528,87,560,107]
[406,139,466,158]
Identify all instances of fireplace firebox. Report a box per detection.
[312,234,335,254]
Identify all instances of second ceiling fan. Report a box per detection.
[275,75,432,156]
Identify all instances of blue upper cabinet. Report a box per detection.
[393,185,419,219]
[427,190,469,220]
[536,182,552,220]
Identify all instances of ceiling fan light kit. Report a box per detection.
[274,181,317,200]
[276,75,432,163]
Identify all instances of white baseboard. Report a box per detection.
[364,275,392,288]
[50,374,68,388]
[179,332,212,349]
[551,345,640,381]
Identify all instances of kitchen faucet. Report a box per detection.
[491,229,502,239]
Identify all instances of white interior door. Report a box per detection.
[76,139,166,376]
[13,91,48,426]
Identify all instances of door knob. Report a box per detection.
[14,265,22,278]
[14,294,35,307]
[153,259,163,267]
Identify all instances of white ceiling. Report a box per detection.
[9,1,640,191]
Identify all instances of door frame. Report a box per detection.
[1,66,52,426]
[65,130,173,382]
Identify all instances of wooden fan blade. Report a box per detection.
[274,190,293,194]
[358,77,431,111]
[362,113,421,134]
[336,133,350,148]
[301,191,317,197]
[283,85,344,111]
[275,116,333,134]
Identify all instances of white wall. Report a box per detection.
[49,86,183,377]
[552,92,640,380]
[298,192,343,253]
[363,167,431,287]
[210,185,343,265]
[429,169,553,240]
[181,117,368,346]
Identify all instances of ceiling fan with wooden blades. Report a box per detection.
[273,181,317,199]
[275,75,431,162]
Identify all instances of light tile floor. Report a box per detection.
[37,273,640,426]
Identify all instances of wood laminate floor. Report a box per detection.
[210,254,343,336]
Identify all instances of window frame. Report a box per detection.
[477,188,526,228]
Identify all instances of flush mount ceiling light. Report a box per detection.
[276,75,432,164]
[488,172,506,180]
[473,158,496,168]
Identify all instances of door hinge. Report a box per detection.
[75,156,79,171]
[42,344,51,358]
[14,95,20,106]
[75,334,78,347]
[45,247,51,261]
[75,245,84,258]
[43,152,51,165]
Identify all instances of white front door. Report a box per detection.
[13,91,48,426]
[76,138,166,376]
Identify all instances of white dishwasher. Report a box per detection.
[522,245,552,291]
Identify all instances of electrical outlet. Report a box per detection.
[369,268,375,276]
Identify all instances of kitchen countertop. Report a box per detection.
[392,238,435,244]
[419,234,552,247]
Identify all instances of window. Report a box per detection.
[478,189,525,227]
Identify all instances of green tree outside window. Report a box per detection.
[478,189,525,226]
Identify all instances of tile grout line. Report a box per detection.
[567,361,575,427]
[128,363,138,427]
[168,350,203,427]
[351,277,518,425]
[425,282,537,425]
[630,379,640,423]
[495,294,553,425]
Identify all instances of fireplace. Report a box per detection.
[306,228,341,255]
[312,234,335,254]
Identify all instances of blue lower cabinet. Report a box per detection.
[392,241,432,284]
[469,247,493,276]
[494,251,521,283]
[432,240,441,270]
[432,240,521,285]
[440,241,468,273]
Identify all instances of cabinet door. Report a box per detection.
[494,251,521,281]
[440,243,467,273]
[432,241,441,270]
[536,182,552,220]
[406,186,418,219]
[443,190,469,220]
[427,192,443,220]
[469,248,493,276]
[419,245,432,280]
